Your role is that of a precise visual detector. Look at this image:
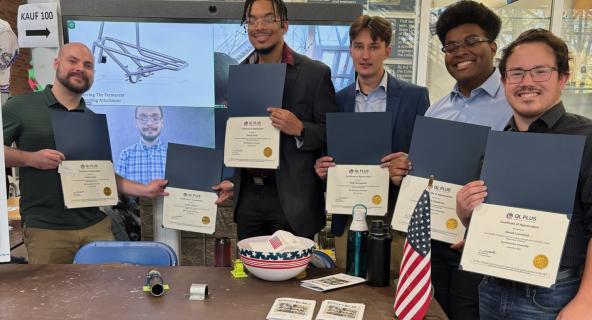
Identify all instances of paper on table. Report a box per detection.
[315,300,365,320]
[300,273,366,292]
[267,297,316,320]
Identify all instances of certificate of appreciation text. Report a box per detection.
[460,203,569,287]
[325,165,389,216]
[224,117,280,169]
[163,187,218,234]
[59,160,118,209]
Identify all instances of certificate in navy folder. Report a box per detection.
[227,64,286,117]
[50,110,112,161]
[460,131,585,287]
[480,131,585,217]
[408,116,490,185]
[392,116,490,244]
[326,112,392,165]
[165,143,223,192]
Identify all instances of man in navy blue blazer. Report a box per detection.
[314,15,429,269]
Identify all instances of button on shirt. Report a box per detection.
[426,70,512,130]
[355,72,388,113]
[116,139,167,184]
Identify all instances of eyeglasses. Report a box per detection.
[136,115,162,124]
[504,66,558,84]
[441,36,490,53]
[244,16,281,28]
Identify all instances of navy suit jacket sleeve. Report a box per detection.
[417,87,430,116]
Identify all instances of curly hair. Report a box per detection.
[241,0,288,26]
[435,1,501,45]
[499,29,570,78]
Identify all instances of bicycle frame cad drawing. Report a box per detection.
[92,22,189,83]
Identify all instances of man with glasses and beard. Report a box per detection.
[457,28,592,320]
[213,0,338,240]
[2,43,168,264]
[116,106,167,184]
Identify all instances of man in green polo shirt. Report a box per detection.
[2,43,168,264]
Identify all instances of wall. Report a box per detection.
[1,0,33,96]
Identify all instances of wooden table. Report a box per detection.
[0,264,447,319]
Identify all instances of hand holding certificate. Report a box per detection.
[392,116,490,244]
[162,143,223,234]
[51,111,118,208]
[460,131,585,287]
[325,112,392,215]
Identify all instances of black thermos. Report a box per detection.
[366,220,392,287]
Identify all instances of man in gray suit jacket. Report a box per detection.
[214,0,338,240]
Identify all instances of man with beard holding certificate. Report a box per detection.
[2,43,168,264]
[213,0,338,240]
[457,29,592,320]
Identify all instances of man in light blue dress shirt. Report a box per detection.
[389,2,512,319]
[353,70,389,113]
[426,69,512,131]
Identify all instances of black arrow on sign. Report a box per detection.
[26,28,50,37]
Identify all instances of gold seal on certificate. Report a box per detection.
[325,165,389,216]
[59,160,118,209]
[371,195,382,205]
[392,175,466,244]
[533,254,549,269]
[162,187,218,234]
[224,117,280,169]
[461,203,569,287]
[446,218,458,230]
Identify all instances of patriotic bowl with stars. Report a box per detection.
[237,236,315,281]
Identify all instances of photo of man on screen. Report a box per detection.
[116,106,167,184]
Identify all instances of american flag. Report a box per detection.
[394,189,432,320]
[268,236,283,250]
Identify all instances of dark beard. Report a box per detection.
[255,43,277,56]
[57,72,91,94]
[141,132,159,143]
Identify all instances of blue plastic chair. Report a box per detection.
[73,241,178,266]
